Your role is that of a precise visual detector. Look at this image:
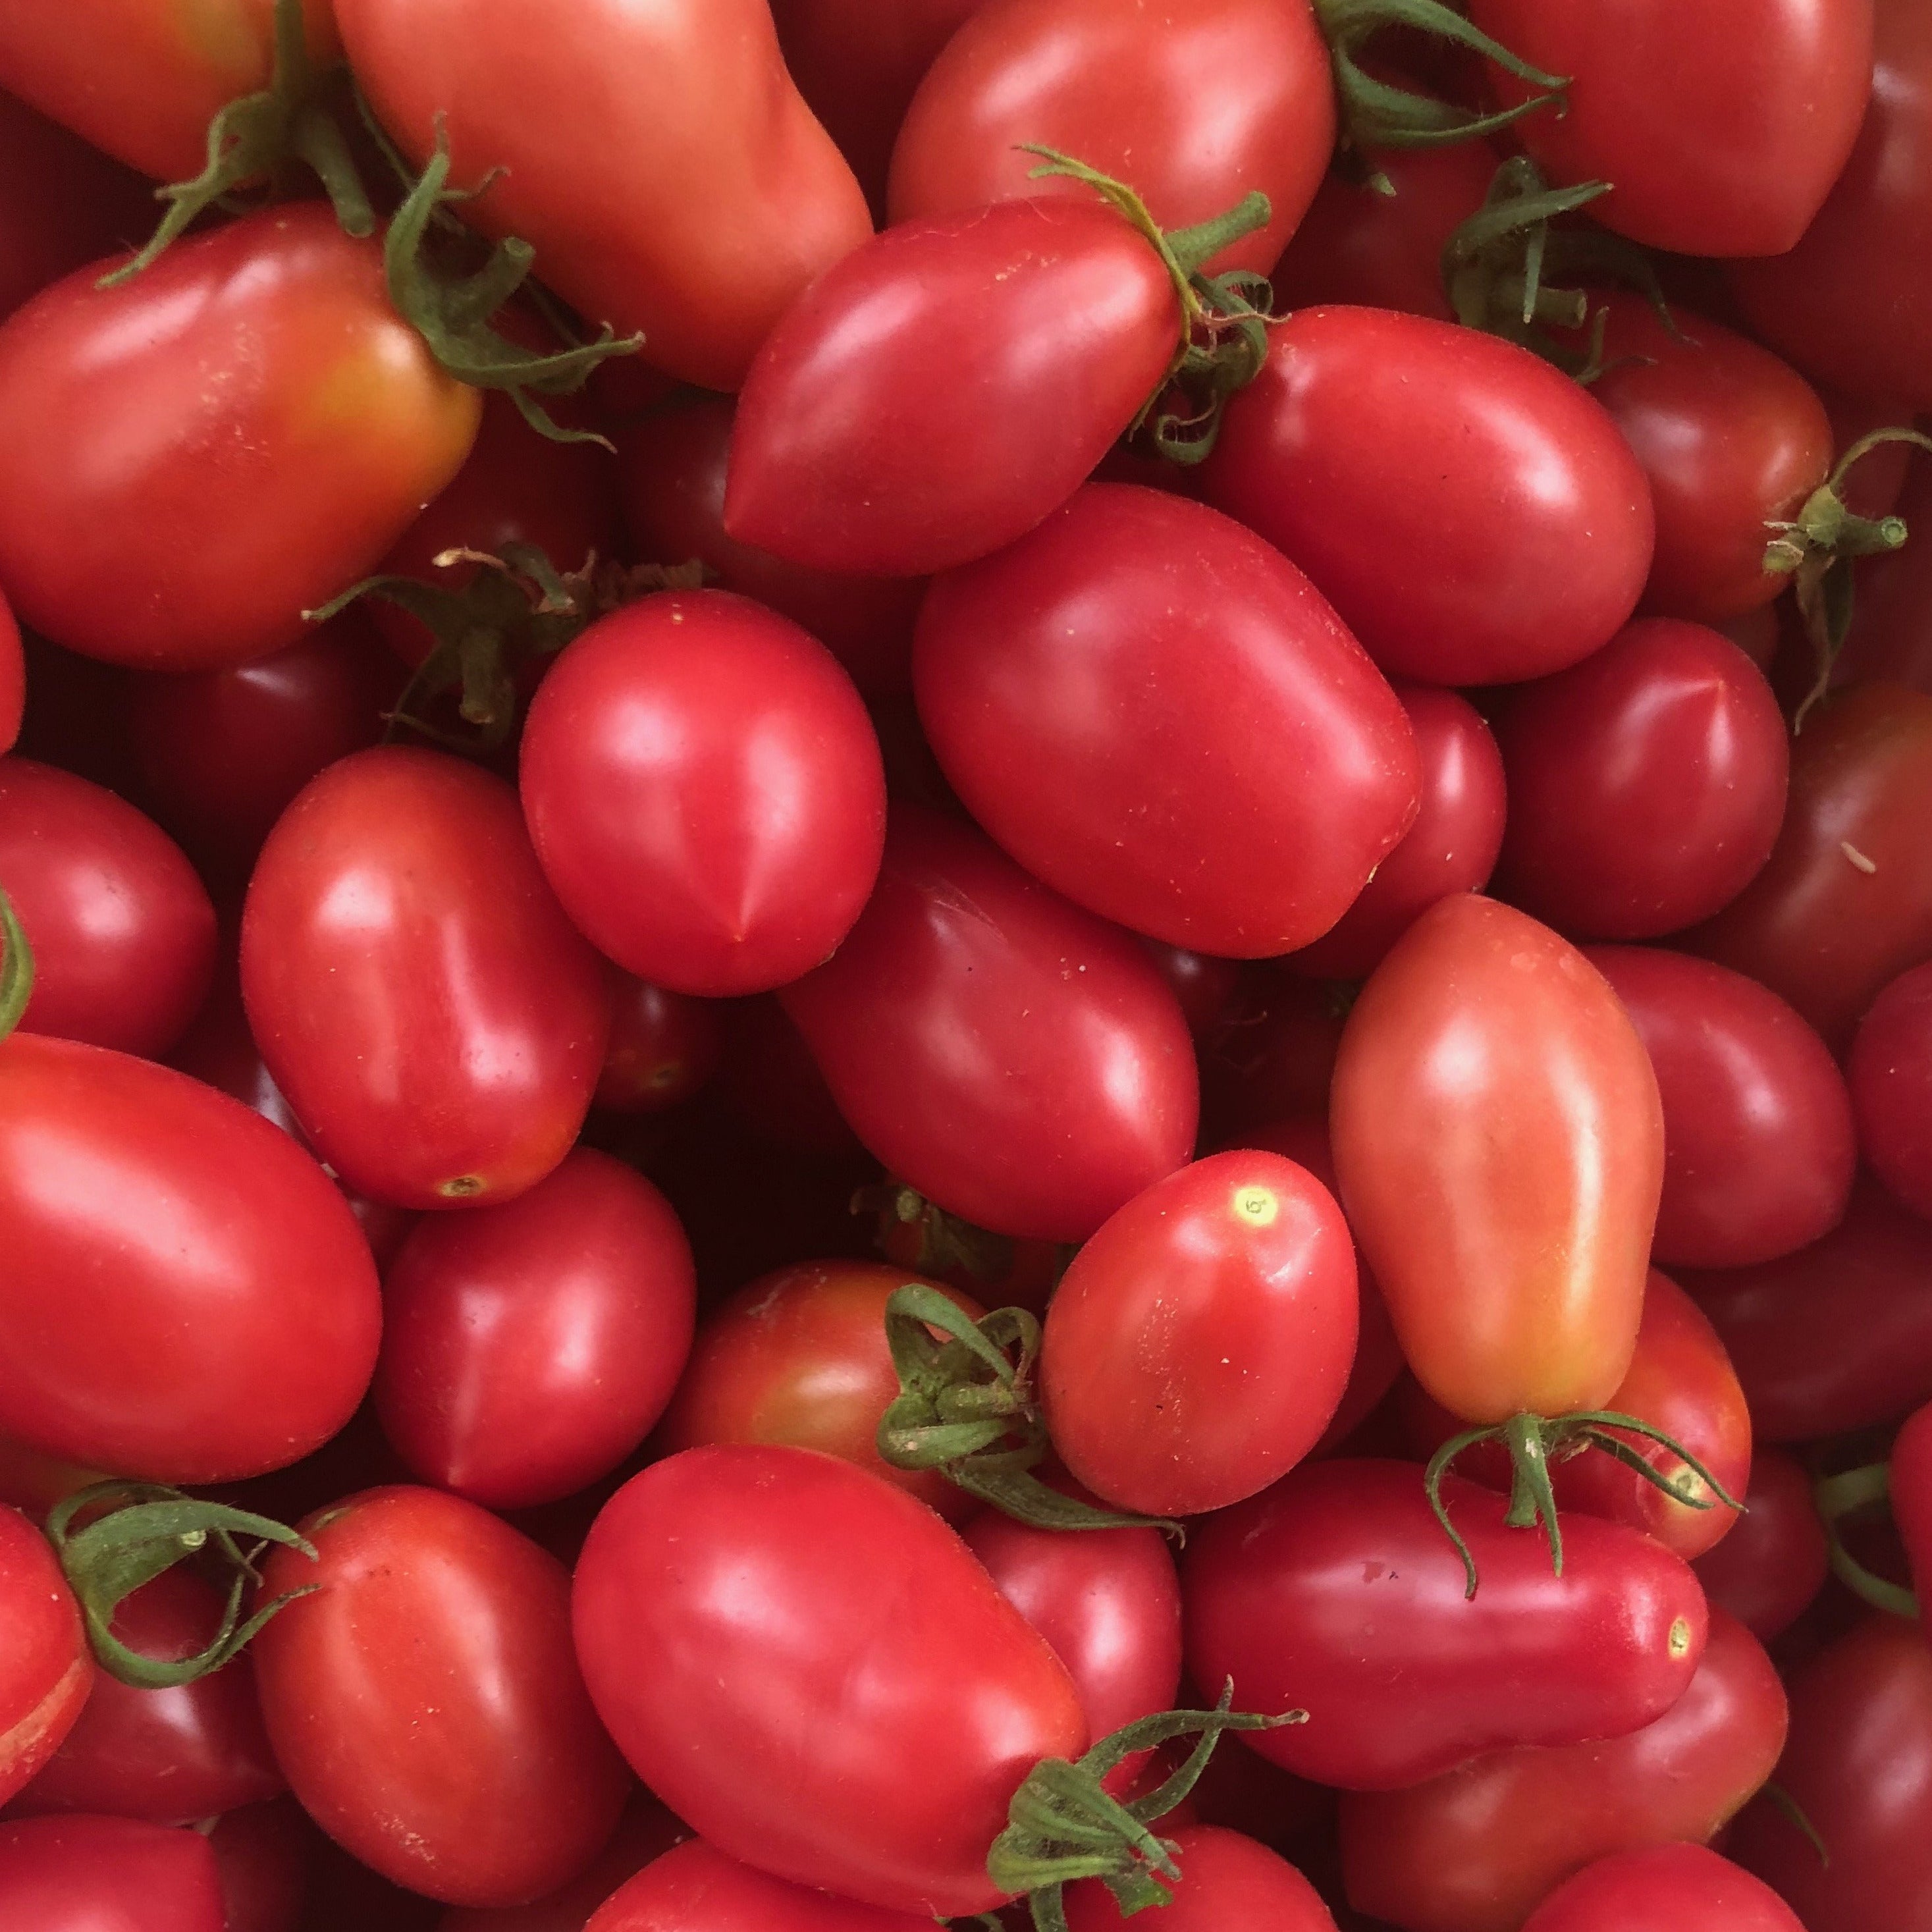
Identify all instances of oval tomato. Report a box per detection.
[1848,959,1932,1217]
[586,1838,938,1932]
[1523,1844,1804,1932]
[1690,1449,1829,1643]
[595,977,722,1115]
[0,1815,225,1932]
[1064,1824,1335,1931]
[0,1504,86,1808]
[201,1798,310,1932]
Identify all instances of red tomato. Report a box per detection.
[585,1838,938,1932]
[0,206,481,672]
[1848,959,1932,1217]
[337,0,871,392]
[1339,1609,1787,1932]
[1203,308,1654,685]
[1330,895,1665,1424]
[519,593,886,998]
[779,807,1198,1242]
[595,978,721,1115]
[0,757,215,1058]
[1140,944,1242,1043]
[1491,622,1789,941]
[242,746,612,1209]
[1041,1150,1358,1516]
[253,1486,630,1909]
[0,1815,225,1932]
[0,1505,86,1808]
[0,587,18,754]
[1184,1459,1708,1792]
[1833,454,1932,694]
[1586,947,1856,1268]
[1892,1399,1932,1600]
[1523,1844,1804,1932]
[0,1437,109,1522]
[203,1799,310,1932]
[1064,1824,1335,1931]
[572,1445,1087,1916]
[1690,1449,1830,1643]
[0,1033,381,1482]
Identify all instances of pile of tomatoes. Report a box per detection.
[2,0,1931,1928]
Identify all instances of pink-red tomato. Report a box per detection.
[1063,1824,1336,1931]
[0,1504,86,1808]
[1848,959,1932,1218]
[519,592,886,998]
[0,1814,225,1932]
[595,977,722,1115]
[1690,1449,1829,1643]
[585,1838,938,1932]
[1522,1844,1804,1932]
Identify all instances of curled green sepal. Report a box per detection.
[0,886,34,1042]
[876,1285,1179,1535]
[1761,1781,1832,1870]
[1813,1461,1921,1621]
[102,0,372,286]
[43,1481,318,1689]
[1426,1409,1746,1599]
[989,1680,1306,1932]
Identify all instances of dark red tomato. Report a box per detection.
[572,1445,1087,1916]
[0,1033,381,1482]
[888,0,1335,274]
[1203,308,1654,686]
[724,199,1185,577]
[1691,1450,1829,1642]
[1198,971,1345,1139]
[1848,960,1932,1218]
[1491,622,1789,942]
[242,746,612,1210]
[1330,895,1664,1424]
[374,1150,695,1510]
[1585,297,1833,625]
[618,396,924,700]
[585,1838,938,1932]
[0,1504,86,1808]
[1586,947,1855,1268]
[1688,684,1932,1048]
[0,757,215,1057]
[1685,1179,1932,1441]
[1833,456,1932,694]
[1523,1844,1804,1932]
[1470,0,1873,256]
[1340,1608,1786,1932]
[0,205,481,672]
[711,996,865,1160]
[0,1815,224,1931]
[1729,1615,1932,1931]
[915,483,1419,955]
[1139,944,1241,1043]
[0,587,18,753]
[779,807,1198,1242]
[1892,1403,1932,1613]
[595,978,721,1115]
[1042,1150,1358,1516]
[1064,1825,1335,1931]
[1287,685,1506,980]
[1729,0,1932,408]
[9,1567,281,1825]
[519,592,886,998]
[0,1437,107,1520]
[205,1798,310,1932]
[254,1486,630,1908]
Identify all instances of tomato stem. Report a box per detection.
[0,888,34,1042]
[1813,1461,1922,1621]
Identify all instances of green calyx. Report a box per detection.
[989,1682,1305,1931]
[876,1285,1177,1534]
[1813,1461,1921,1621]
[1426,1409,1745,1599]
[43,1481,317,1689]
[0,887,33,1042]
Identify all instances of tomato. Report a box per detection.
[519,592,886,999]
[338,0,871,392]
[1686,684,1932,1048]
[0,1815,225,1932]
[1040,1150,1357,1516]
[1469,0,1873,256]
[888,0,1335,275]
[242,745,612,1210]
[1184,1459,1707,1792]
[1329,894,1664,1425]
[780,807,1198,1243]
[1833,455,1932,695]
[723,199,1190,577]
[0,1033,381,1482]
[1064,1824,1335,1931]
[595,979,722,1115]
[1690,1450,1830,1643]
[9,1567,281,1825]
[1586,947,1855,1268]
[0,205,481,672]
[1339,1608,1786,1932]
[1894,1400,1932,1608]
[1490,622,1788,942]
[585,1838,938,1932]
[0,1504,86,1808]
[1287,684,1506,980]
[203,1799,310,1932]
[1728,1615,1932,1931]
[1140,945,1241,1044]
[0,587,18,755]
[572,1445,1087,1916]
[0,1437,108,1522]
[1522,1844,1804,1932]
[655,1260,982,1523]
[1203,308,1654,685]
[1848,959,1932,1218]
[0,757,215,1058]
[253,1486,630,1909]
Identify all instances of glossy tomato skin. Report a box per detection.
[0,757,215,1058]
[572,1445,1087,1916]
[253,1486,630,1909]
[1587,947,1855,1268]
[915,484,1420,957]
[782,808,1197,1242]
[1690,1449,1829,1642]
[1522,1844,1804,1932]
[1329,895,1665,1424]
[242,746,612,1209]
[1340,1608,1786,1932]
[0,1505,86,1808]
[1063,1825,1336,1931]
[0,1034,381,1482]
[519,593,886,998]
[1041,1150,1358,1516]
[1202,308,1653,686]
[595,977,722,1115]
[585,1838,938,1932]
[725,200,1179,577]
[0,1814,225,1932]
[888,0,1335,274]
[0,205,481,672]
[1184,1460,1708,1792]
[1848,960,1932,1217]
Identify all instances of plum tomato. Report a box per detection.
[1690,1449,1829,1643]
[1522,1844,1805,1932]
[0,1503,87,1808]
[585,1838,940,1932]
[595,977,722,1115]
[1891,1397,1932,1601]
[1847,959,1932,1218]
[1063,1824,1337,1931]
[0,1814,225,1932]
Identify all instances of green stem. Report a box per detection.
[0,887,34,1041]
[1813,1461,1921,1621]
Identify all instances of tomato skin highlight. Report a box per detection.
[1522,1844,1804,1932]
[0,1813,226,1932]
[585,1838,940,1932]
[0,1505,87,1809]
[1848,959,1932,1218]
[1063,1824,1337,1930]
[1690,1449,1829,1642]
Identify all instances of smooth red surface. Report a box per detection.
[0,1815,225,1932]
[1524,1844,1804,1931]
[1064,1825,1336,1929]
[1848,959,1932,1216]
[0,1505,85,1808]
[0,587,17,753]
[585,1839,938,1932]
[1690,1449,1830,1642]
[595,979,722,1115]
[203,1799,309,1932]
